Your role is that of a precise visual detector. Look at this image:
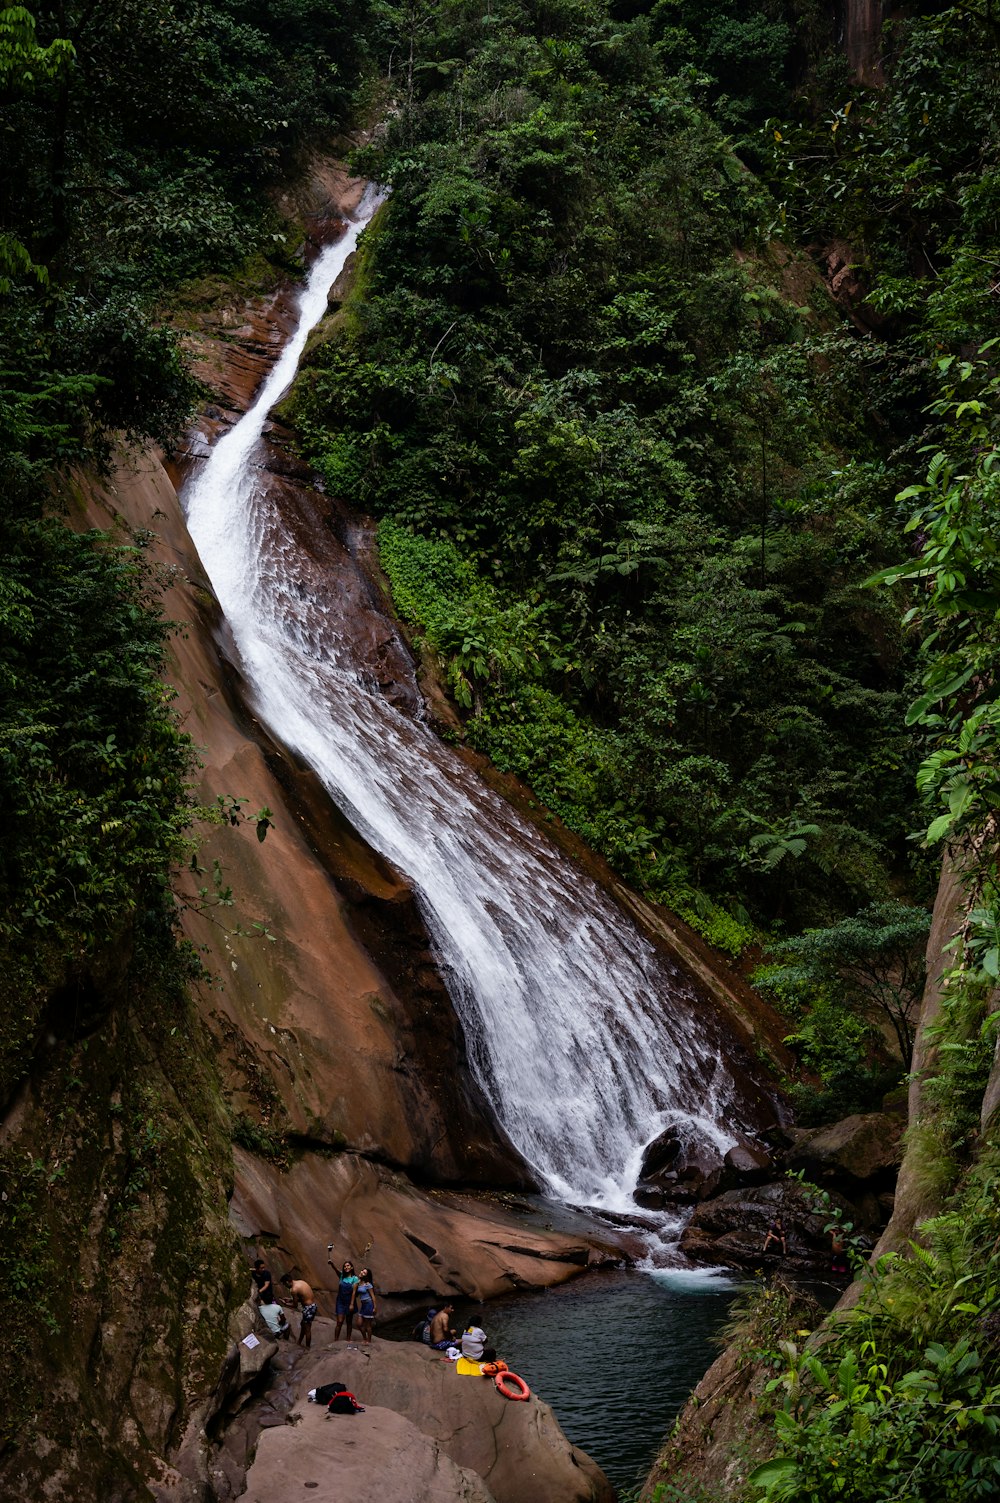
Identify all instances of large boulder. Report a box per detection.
[638,1129,682,1180]
[783,1113,903,1189]
[723,1138,775,1184]
[679,1179,859,1274]
[637,1131,775,1208]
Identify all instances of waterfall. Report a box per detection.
[181,186,746,1216]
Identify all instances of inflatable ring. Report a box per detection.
[495,1370,530,1401]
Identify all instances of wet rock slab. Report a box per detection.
[231,1149,625,1323]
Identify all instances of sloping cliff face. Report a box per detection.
[839,0,887,84]
[71,421,628,1304]
[87,445,522,1186]
[0,161,792,1501]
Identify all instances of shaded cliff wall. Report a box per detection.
[865,853,966,1256]
[0,924,245,1502]
[839,0,888,83]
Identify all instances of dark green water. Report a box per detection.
[470,1267,741,1495]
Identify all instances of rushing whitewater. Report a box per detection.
[182,187,745,1213]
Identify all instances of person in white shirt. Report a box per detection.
[258,1302,291,1339]
[460,1324,496,1362]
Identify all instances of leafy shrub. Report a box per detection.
[0,518,193,955]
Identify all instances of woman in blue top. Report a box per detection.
[352,1266,378,1345]
[334,1260,360,1342]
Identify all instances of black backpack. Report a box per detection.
[327,1391,365,1414]
[314,1382,347,1405]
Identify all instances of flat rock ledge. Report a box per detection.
[226,1331,614,1503]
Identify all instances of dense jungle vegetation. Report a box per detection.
[0,2,362,1449]
[4,1,1000,1494]
[0,0,361,1012]
[295,0,937,958]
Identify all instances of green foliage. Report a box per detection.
[294,0,922,937]
[750,1163,1000,1503]
[649,1484,730,1503]
[782,998,895,1127]
[651,0,795,146]
[378,519,760,951]
[230,1114,291,1167]
[917,973,999,1184]
[752,1335,1000,1501]
[753,900,928,1120]
[762,901,931,1064]
[720,1276,824,1377]
[0,1,368,501]
[787,1173,868,1270]
[0,519,193,955]
[872,353,1000,876]
[766,6,1000,349]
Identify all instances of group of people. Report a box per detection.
[251,1256,378,1349]
[420,1305,496,1363]
[251,1253,496,1358]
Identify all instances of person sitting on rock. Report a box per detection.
[428,1304,456,1349]
[461,1322,497,1364]
[282,1273,318,1349]
[259,1301,292,1340]
[762,1214,787,1257]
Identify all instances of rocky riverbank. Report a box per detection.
[190,1309,613,1503]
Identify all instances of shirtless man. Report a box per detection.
[428,1304,455,1349]
[281,1274,318,1349]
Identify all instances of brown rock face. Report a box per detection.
[679,1178,860,1274]
[783,1112,903,1190]
[231,1149,623,1319]
[73,445,524,1191]
[839,0,885,84]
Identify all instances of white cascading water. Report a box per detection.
[182,186,745,1221]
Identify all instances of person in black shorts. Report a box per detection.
[762,1216,787,1257]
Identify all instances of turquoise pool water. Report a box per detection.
[453,1267,741,1495]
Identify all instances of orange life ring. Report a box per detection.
[495,1370,530,1401]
